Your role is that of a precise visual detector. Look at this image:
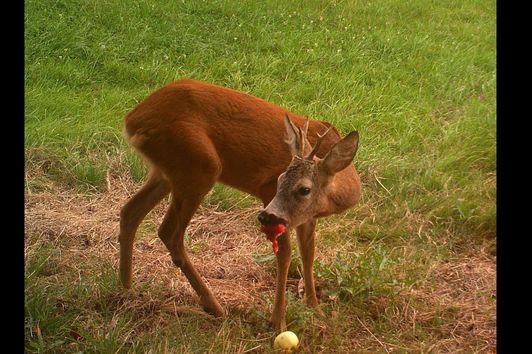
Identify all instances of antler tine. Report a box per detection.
[302,118,310,137]
[306,125,332,160]
[300,118,310,156]
[297,124,306,157]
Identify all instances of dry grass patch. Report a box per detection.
[25,174,276,314]
[25,175,495,353]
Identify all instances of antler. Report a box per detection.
[306,125,332,160]
[302,118,309,137]
[284,114,327,158]
[299,118,310,156]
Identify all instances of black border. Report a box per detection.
[496,1,524,352]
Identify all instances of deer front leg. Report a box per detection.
[296,219,322,312]
[271,230,291,331]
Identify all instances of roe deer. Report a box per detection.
[119,79,362,330]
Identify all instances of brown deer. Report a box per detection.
[119,79,362,330]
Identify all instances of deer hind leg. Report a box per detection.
[157,153,224,317]
[119,169,171,289]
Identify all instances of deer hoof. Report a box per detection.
[202,303,224,317]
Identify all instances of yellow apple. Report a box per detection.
[273,331,299,352]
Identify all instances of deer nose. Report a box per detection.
[257,210,286,226]
[257,210,271,225]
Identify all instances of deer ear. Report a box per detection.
[284,114,302,157]
[320,131,359,175]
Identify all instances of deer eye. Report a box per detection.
[298,187,311,196]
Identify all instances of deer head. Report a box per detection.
[258,114,360,229]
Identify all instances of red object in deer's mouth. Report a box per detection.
[260,224,286,254]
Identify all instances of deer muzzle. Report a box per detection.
[257,210,287,227]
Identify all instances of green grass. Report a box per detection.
[25,0,495,352]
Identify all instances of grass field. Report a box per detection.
[25,0,496,352]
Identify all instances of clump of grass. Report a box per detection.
[315,245,395,302]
